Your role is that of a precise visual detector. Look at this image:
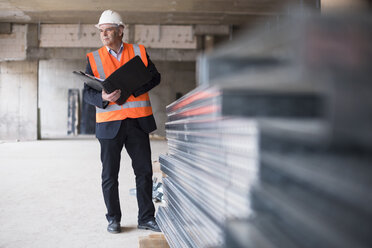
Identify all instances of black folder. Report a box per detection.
[73,55,152,105]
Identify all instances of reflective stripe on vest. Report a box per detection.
[133,44,141,57]
[92,50,106,79]
[87,43,153,123]
[96,100,151,113]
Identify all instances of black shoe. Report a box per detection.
[138,219,161,232]
[107,220,121,234]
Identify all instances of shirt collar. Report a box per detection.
[106,43,123,55]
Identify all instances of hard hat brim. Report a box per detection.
[95,23,123,29]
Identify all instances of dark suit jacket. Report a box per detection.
[83,52,161,139]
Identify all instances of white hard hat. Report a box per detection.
[95,10,124,28]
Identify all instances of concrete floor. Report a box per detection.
[0,138,168,248]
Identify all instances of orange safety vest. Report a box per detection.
[87,43,153,123]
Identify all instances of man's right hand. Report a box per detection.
[102,89,121,102]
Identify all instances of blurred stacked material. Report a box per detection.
[225,120,372,248]
[238,118,372,248]
[157,8,372,248]
[222,11,372,248]
[157,89,261,248]
[157,55,323,248]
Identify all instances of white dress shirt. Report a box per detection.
[106,43,123,62]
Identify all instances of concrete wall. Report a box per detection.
[39,24,197,49]
[0,60,38,140]
[151,61,196,136]
[135,25,197,49]
[38,59,86,138]
[40,24,129,47]
[0,24,27,61]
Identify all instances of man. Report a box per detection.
[83,10,161,233]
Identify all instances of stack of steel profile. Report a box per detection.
[156,82,324,247]
[156,7,330,248]
[222,11,372,248]
[156,87,259,248]
[225,120,372,248]
[246,119,371,248]
[158,9,372,248]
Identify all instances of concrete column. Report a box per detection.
[204,35,214,52]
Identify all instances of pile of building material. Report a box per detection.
[157,9,372,248]
[224,12,372,248]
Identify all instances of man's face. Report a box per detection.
[99,24,122,47]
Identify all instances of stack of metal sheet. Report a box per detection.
[157,9,372,248]
[222,11,372,248]
[156,83,323,247]
[157,90,259,247]
[224,119,372,248]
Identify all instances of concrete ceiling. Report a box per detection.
[0,0,307,25]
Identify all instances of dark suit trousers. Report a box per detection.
[98,118,155,224]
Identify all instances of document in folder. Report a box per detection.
[73,71,104,91]
[73,56,152,105]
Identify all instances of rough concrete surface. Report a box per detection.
[0,60,38,140]
[0,138,168,248]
